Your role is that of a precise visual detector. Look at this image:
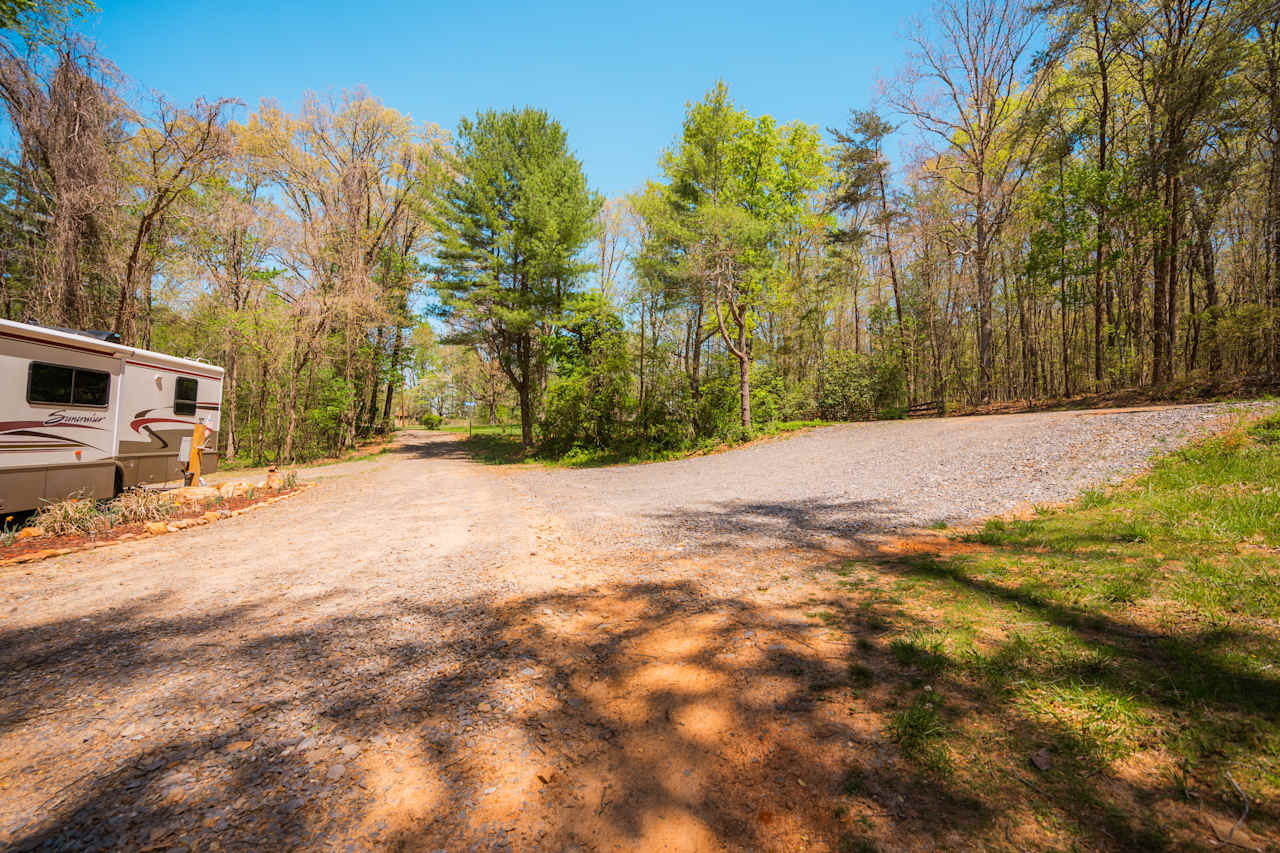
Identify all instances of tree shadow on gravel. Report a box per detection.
[388,434,477,462]
[5,541,1262,852]
[643,498,907,553]
[0,577,994,853]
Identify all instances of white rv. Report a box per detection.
[0,318,223,513]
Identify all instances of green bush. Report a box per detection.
[540,294,633,454]
[818,351,874,420]
[818,349,905,421]
[751,365,817,425]
[420,413,444,430]
[1248,411,1280,445]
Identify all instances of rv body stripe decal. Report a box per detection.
[129,416,195,433]
[0,430,101,449]
[124,360,221,382]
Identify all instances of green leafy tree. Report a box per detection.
[642,82,827,430]
[541,292,631,453]
[431,107,600,448]
[829,110,909,393]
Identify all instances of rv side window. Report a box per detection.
[174,376,198,416]
[28,363,73,404]
[27,363,109,407]
[72,369,110,406]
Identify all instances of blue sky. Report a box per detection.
[87,0,932,198]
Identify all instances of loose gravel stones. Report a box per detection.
[513,403,1270,554]
[1,405,1267,852]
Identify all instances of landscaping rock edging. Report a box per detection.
[0,481,318,569]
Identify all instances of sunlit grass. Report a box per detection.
[816,410,1280,844]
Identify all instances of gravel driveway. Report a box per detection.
[514,403,1251,554]
[0,403,1258,852]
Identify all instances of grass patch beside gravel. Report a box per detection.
[462,420,830,468]
[810,412,1280,848]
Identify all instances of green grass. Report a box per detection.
[817,410,1280,846]
[463,433,528,464]
[438,421,522,436]
[457,420,829,467]
[888,631,949,674]
[886,693,950,772]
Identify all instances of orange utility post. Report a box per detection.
[187,421,206,485]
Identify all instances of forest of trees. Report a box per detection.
[2,0,1277,462]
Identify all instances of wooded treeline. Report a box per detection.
[1,0,1277,462]
[0,5,445,462]
[524,0,1280,458]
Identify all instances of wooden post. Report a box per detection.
[188,421,206,485]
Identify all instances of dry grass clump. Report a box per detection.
[31,496,110,537]
[111,488,177,524]
[31,488,179,537]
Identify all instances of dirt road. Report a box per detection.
[0,405,1254,852]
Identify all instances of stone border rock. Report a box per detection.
[0,481,319,569]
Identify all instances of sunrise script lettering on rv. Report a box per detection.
[42,411,108,427]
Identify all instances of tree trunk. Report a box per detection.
[1166,175,1180,381]
[360,326,384,437]
[1267,22,1280,370]
[1091,10,1111,389]
[976,220,993,403]
[379,327,403,432]
[637,297,646,415]
[1193,201,1221,375]
[253,357,268,465]
[738,320,751,430]
[1153,171,1170,385]
[222,351,238,462]
[518,334,534,449]
[283,368,300,464]
[878,166,909,402]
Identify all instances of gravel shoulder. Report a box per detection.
[0,404,1264,852]
[511,403,1259,555]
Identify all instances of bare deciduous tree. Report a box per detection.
[0,36,120,328]
[892,0,1050,401]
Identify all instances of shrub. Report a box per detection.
[818,348,906,421]
[420,413,444,430]
[1248,411,1280,445]
[818,351,875,420]
[751,365,818,424]
[111,489,177,524]
[32,496,110,536]
[540,294,633,454]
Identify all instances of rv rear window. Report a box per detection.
[27,363,110,407]
[174,376,198,416]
